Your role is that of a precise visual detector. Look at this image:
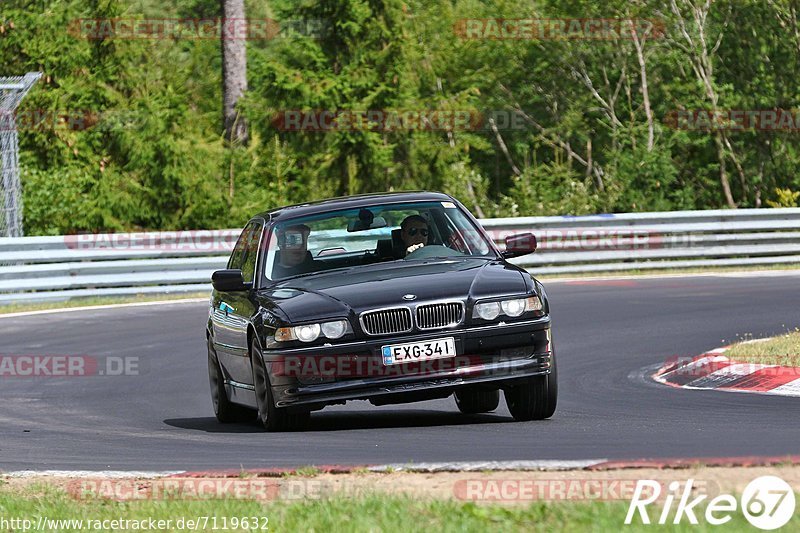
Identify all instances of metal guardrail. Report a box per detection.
[1,208,799,304]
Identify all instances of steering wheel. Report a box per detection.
[404,244,464,260]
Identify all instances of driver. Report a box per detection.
[272,224,317,279]
[399,215,430,256]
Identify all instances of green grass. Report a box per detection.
[281,466,322,478]
[0,484,795,532]
[0,292,209,315]
[725,329,800,366]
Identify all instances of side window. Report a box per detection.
[228,224,252,270]
[240,223,263,283]
[228,222,261,283]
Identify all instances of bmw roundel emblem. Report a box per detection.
[402,294,417,301]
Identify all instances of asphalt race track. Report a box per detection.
[2,273,799,472]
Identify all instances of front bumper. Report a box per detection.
[263,315,552,408]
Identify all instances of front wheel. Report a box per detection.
[208,340,254,423]
[250,339,309,432]
[505,355,558,421]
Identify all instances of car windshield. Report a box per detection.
[263,200,495,281]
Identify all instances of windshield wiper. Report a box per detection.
[405,254,493,261]
[269,265,359,284]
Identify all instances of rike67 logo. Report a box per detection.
[626,476,795,530]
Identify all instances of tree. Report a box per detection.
[221,0,249,148]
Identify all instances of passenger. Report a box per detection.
[272,224,317,278]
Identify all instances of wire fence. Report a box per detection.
[0,73,41,238]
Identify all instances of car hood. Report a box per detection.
[259,258,528,322]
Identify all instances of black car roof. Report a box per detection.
[255,191,456,223]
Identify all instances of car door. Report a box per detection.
[211,220,263,385]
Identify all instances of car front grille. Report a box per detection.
[416,301,464,330]
[360,307,413,336]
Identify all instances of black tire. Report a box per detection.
[250,339,310,432]
[454,388,500,414]
[208,340,254,423]
[505,355,558,421]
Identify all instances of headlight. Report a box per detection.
[474,301,501,320]
[501,298,526,317]
[321,320,347,339]
[275,320,350,343]
[473,295,542,320]
[295,323,321,342]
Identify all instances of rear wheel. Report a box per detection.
[208,340,253,423]
[250,339,310,432]
[505,355,558,421]
[454,388,500,414]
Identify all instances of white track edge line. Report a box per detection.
[366,460,608,472]
[543,269,800,283]
[0,298,208,319]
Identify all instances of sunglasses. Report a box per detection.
[407,227,429,237]
[282,232,307,248]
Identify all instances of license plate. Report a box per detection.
[381,337,456,366]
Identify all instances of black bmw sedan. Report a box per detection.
[207,191,555,431]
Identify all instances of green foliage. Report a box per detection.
[3,0,800,234]
[501,163,598,217]
[766,188,800,208]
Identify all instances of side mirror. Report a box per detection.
[502,232,537,259]
[212,269,249,292]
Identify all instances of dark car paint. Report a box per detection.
[207,191,552,412]
[265,259,529,323]
[256,191,457,225]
